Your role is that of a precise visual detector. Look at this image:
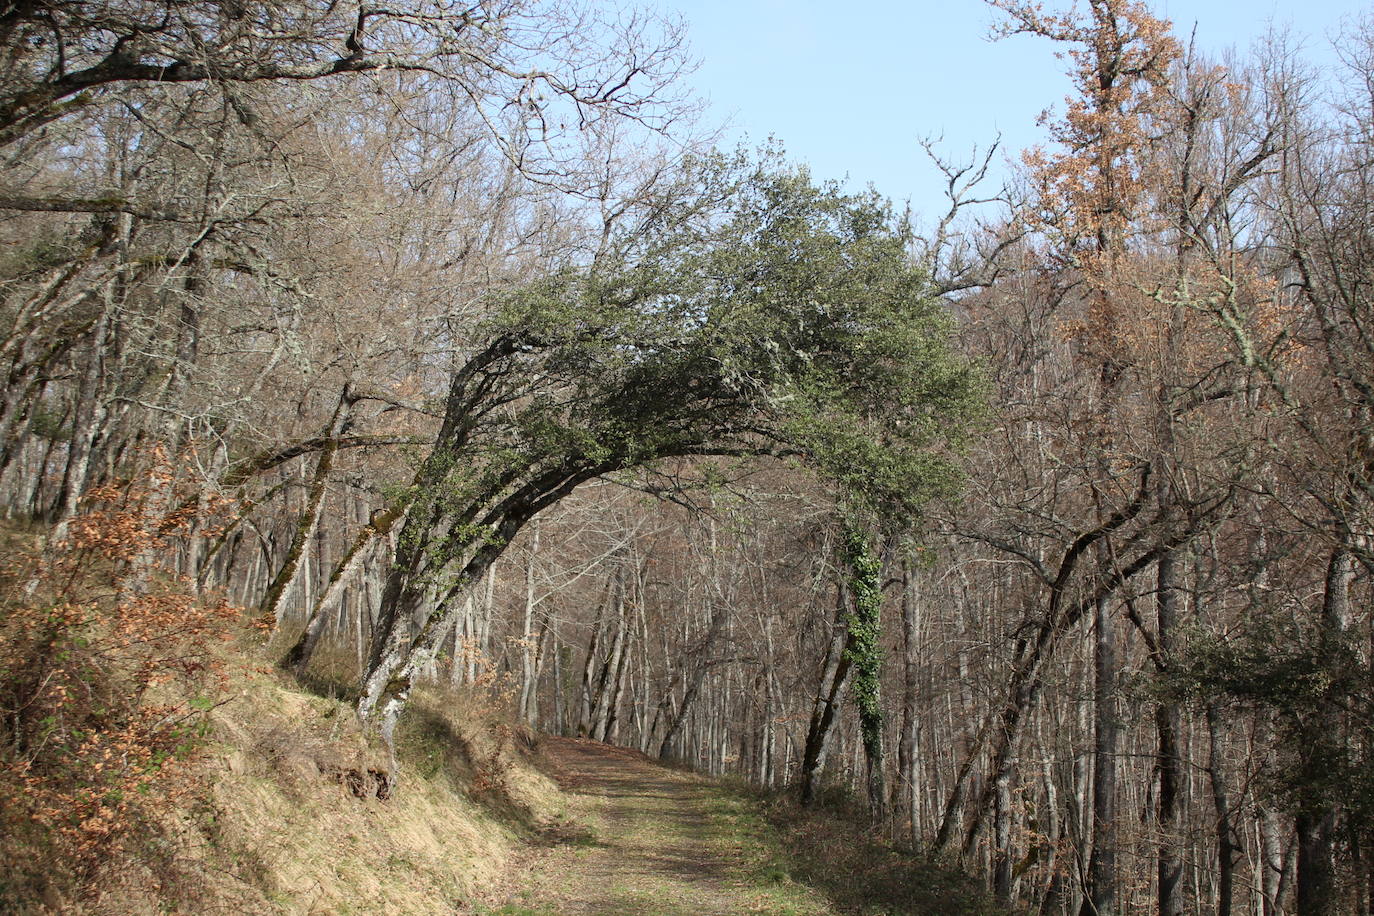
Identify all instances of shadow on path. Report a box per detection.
[493,737,837,916]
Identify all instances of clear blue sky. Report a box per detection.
[673,0,1370,222]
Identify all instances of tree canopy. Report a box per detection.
[356,154,984,734]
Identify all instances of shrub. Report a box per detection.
[0,465,237,908]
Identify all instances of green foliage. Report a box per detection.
[27,405,71,442]
[424,152,981,555]
[1172,618,1357,711]
[840,522,884,750]
[1170,616,1374,831]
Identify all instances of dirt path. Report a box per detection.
[491,737,840,916]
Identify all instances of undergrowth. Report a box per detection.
[0,461,239,911]
[748,783,1005,916]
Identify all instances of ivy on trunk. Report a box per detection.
[356,154,984,758]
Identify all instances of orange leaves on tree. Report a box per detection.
[998,0,1180,259]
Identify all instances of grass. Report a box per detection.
[3,536,992,916]
[745,784,1005,916]
[4,516,986,916]
[698,785,837,914]
[479,736,1003,916]
[495,738,840,916]
[154,658,573,914]
[6,619,1001,916]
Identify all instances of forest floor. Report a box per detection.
[486,737,838,915]
[484,737,1000,916]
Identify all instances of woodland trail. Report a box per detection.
[489,737,841,915]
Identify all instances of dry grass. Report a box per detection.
[166,660,572,915]
[0,495,563,915]
[3,611,572,914]
[495,737,841,916]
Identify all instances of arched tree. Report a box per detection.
[355,154,985,756]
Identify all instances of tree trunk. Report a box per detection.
[839,525,886,824]
[551,637,566,736]
[601,600,633,744]
[1297,811,1336,916]
[1080,595,1118,916]
[1296,547,1352,915]
[590,566,629,742]
[578,577,609,737]
[800,583,854,806]
[49,288,112,542]
[519,519,542,723]
[1259,803,1286,916]
[658,623,724,760]
[284,502,403,673]
[1205,703,1238,916]
[1156,551,1185,916]
[897,561,922,838]
[261,388,355,626]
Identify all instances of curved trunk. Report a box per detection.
[261,389,354,626]
[800,583,853,806]
[357,458,612,759]
[285,502,403,673]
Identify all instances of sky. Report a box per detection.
[671,0,1371,223]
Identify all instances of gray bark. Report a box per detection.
[1080,595,1118,916]
[800,584,854,806]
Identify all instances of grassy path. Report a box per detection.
[488,737,839,916]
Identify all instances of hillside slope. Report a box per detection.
[4,606,995,914]
[192,671,570,915]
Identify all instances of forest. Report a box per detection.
[2,0,1374,913]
